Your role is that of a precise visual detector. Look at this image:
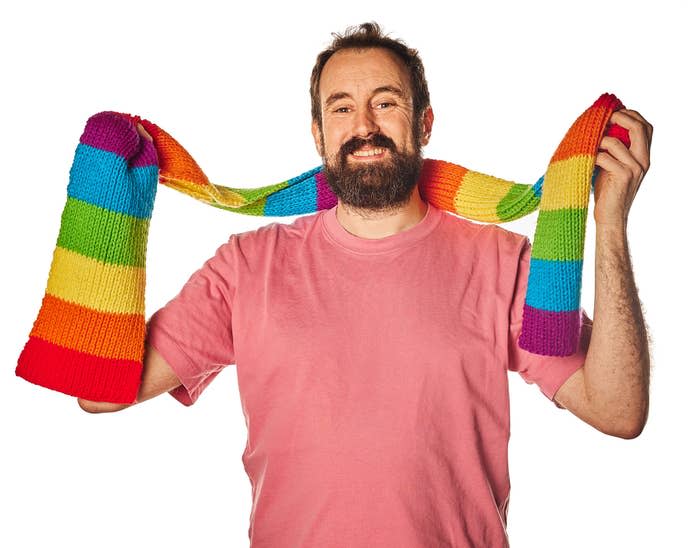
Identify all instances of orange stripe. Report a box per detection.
[30,294,145,361]
[550,105,612,163]
[418,160,468,212]
[145,122,210,186]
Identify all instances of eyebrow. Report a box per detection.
[324,86,406,108]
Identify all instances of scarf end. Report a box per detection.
[16,337,142,404]
[518,305,582,356]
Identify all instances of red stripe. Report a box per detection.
[16,337,142,404]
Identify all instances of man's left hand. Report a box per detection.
[592,108,653,227]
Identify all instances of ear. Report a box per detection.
[311,120,323,156]
[419,106,434,147]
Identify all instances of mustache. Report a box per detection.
[339,134,398,158]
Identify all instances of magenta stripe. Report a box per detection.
[518,305,581,356]
[315,171,338,210]
[80,111,157,167]
[131,139,158,167]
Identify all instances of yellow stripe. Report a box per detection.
[46,247,145,314]
[539,155,595,211]
[161,176,247,207]
[453,170,514,222]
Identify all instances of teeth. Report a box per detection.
[352,148,384,157]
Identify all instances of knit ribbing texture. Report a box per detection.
[17,112,158,403]
[17,93,629,403]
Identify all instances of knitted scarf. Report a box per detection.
[16,92,629,404]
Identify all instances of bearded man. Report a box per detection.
[78,22,652,548]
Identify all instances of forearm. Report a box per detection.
[77,344,181,413]
[583,223,650,437]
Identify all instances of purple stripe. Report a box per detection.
[315,171,338,210]
[79,111,157,168]
[131,139,158,167]
[518,305,581,356]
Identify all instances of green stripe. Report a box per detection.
[204,182,287,216]
[531,208,587,261]
[225,182,287,202]
[57,198,149,266]
[496,184,540,221]
[213,200,266,216]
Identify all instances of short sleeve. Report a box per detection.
[147,235,238,406]
[508,239,591,404]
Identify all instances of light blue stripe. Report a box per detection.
[67,144,157,219]
[264,172,318,216]
[525,258,582,312]
[532,174,544,198]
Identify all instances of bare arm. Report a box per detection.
[77,344,181,413]
[554,225,649,438]
[554,107,653,438]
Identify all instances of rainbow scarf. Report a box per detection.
[16,93,629,403]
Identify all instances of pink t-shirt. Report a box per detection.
[147,202,590,547]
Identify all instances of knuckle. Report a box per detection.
[602,135,619,147]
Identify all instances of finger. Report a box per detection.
[599,136,644,173]
[595,150,624,173]
[595,149,645,196]
[136,122,153,142]
[607,111,651,169]
[617,108,653,134]
[610,110,653,145]
[616,109,653,148]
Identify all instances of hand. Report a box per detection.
[593,108,653,228]
[136,122,153,142]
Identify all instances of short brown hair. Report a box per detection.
[310,22,430,129]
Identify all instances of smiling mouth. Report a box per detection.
[350,147,386,159]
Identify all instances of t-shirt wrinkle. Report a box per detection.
[146,202,588,547]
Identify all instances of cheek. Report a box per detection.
[384,113,414,145]
[388,128,413,152]
[322,125,348,154]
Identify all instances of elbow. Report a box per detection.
[77,398,133,414]
[607,420,646,439]
[587,385,649,440]
[602,409,648,440]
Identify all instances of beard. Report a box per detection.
[322,133,423,212]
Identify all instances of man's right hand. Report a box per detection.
[135,122,153,143]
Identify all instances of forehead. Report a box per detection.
[319,47,411,98]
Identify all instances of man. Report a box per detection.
[78,22,652,547]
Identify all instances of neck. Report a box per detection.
[335,185,428,239]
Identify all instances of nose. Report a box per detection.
[352,104,379,138]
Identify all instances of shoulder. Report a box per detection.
[232,210,323,252]
[200,211,323,278]
[435,209,530,255]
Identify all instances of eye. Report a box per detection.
[333,106,351,114]
[375,101,395,110]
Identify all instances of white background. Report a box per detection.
[1,1,697,546]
